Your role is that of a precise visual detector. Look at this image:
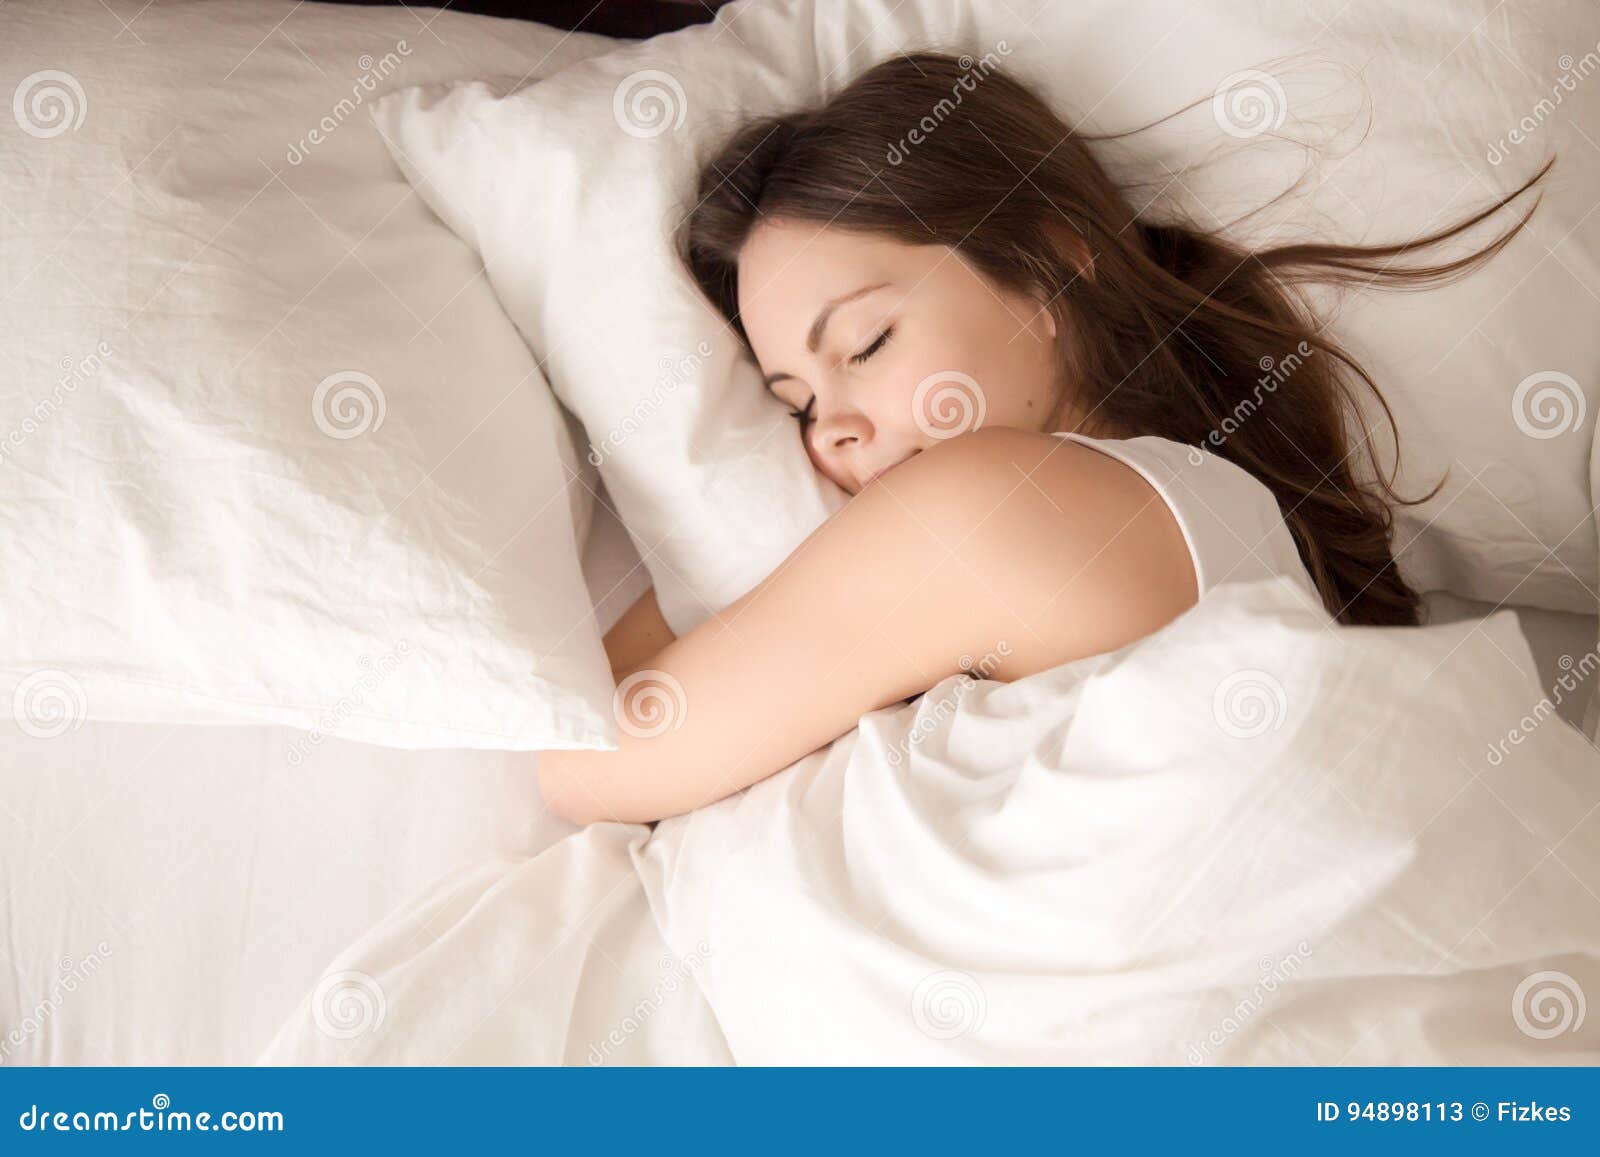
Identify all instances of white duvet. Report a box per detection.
[262,578,1600,1065]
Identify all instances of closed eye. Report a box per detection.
[850,324,895,365]
[786,324,893,427]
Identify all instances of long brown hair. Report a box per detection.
[680,51,1553,626]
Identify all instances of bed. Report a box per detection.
[3,0,1598,1067]
[0,0,660,1067]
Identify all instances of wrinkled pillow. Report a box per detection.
[0,0,621,749]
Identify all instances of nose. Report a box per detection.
[807,406,874,492]
[811,406,872,455]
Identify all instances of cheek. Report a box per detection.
[965,338,1061,428]
[870,375,925,436]
[884,357,992,439]
[891,324,1000,424]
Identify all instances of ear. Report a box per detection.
[1042,217,1095,283]
[1028,294,1059,342]
[1028,218,1095,343]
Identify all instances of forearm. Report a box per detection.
[539,586,678,825]
[544,566,834,826]
[541,584,777,826]
[602,585,676,676]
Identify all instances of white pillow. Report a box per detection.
[1586,423,1600,744]
[373,0,1600,628]
[0,0,622,750]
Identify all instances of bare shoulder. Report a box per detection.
[854,425,1199,677]
[868,424,1149,508]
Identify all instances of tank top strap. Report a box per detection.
[1052,431,1318,602]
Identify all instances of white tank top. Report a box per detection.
[1053,431,1320,602]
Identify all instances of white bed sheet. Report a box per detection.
[0,0,648,1068]
[5,495,1594,1066]
[4,483,1595,1066]
[1424,593,1598,730]
[634,577,1600,1064]
[0,483,653,1066]
[257,574,1600,1066]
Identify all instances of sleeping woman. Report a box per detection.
[538,51,1552,827]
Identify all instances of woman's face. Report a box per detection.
[736,217,1068,495]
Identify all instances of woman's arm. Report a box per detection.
[601,585,675,677]
[538,426,1196,826]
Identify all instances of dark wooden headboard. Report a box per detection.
[322,0,736,40]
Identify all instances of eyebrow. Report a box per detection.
[761,281,891,389]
